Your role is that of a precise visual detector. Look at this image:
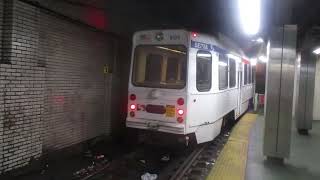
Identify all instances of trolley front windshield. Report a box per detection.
[132,45,187,89]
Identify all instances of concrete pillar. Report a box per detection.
[263,25,297,161]
[314,57,320,120]
[295,48,316,134]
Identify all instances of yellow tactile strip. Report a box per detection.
[206,113,258,180]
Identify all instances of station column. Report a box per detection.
[263,25,297,161]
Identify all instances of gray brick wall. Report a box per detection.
[33,0,107,31]
[0,0,116,173]
[0,0,4,173]
[0,0,44,172]
[39,6,114,151]
[0,0,2,55]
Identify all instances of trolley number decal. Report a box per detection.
[165,105,175,117]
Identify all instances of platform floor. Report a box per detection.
[246,115,320,180]
[207,113,320,180]
[207,113,257,180]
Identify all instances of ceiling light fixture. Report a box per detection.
[312,47,320,55]
[259,56,267,63]
[238,0,261,35]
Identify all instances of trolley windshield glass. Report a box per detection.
[132,45,187,89]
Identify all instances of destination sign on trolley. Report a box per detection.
[191,40,213,51]
[191,40,228,54]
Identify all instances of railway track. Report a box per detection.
[168,144,207,180]
[73,130,231,180]
[159,131,230,180]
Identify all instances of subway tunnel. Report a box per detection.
[1,0,320,179]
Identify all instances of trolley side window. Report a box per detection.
[132,45,187,89]
[229,58,236,88]
[196,50,212,92]
[219,54,229,90]
[244,64,248,85]
[248,64,252,84]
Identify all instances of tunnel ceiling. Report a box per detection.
[59,0,106,9]
[57,0,269,48]
[57,0,320,52]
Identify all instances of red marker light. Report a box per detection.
[177,109,184,115]
[177,117,184,123]
[192,32,197,37]
[130,94,136,101]
[130,104,136,110]
[177,98,184,106]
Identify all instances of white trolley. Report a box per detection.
[126,29,253,144]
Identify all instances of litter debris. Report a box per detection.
[95,154,105,160]
[141,172,158,180]
[84,150,93,158]
[73,168,89,178]
[40,163,49,174]
[139,159,146,164]
[160,155,170,162]
[205,161,215,166]
[73,154,109,179]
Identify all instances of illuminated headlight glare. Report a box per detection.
[178,109,184,115]
[130,104,136,110]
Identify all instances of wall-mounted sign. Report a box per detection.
[104,64,110,74]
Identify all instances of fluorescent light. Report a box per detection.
[251,38,264,43]
[227,53,237,59]
[256,38,264,43]
[227,53,241,62]
[197,53,212,58]
[218,61,228,66]
[156,46,186,54]
[250,58,257,66]
[313,47,320,55]
[227,53,238,59]
[258,56,267,63]
[238,0,261,35]
[297,53,301,68]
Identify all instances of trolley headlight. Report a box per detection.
[130,104,136,110]
[177,109,184,116]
